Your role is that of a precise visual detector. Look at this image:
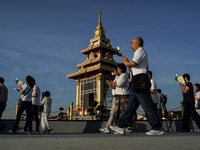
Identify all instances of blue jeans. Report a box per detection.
[24,105,40,131]
[117,82,161,130]
[12,101,32,132]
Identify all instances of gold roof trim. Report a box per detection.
[81,44,119,54]
[67,65,114,79]
[76,56,118,68]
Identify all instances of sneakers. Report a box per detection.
[145,130,165,135]
[110,126,125,135]
[99,128,110,134]
[47,128,53,133]
[114,131,120,134]
[195,129,200,133]
[32,131,40,134]
[43,131,49,134]
[6,130,16,134]
[17,129,26,133]
[125,123,136,133]
[26,131,32,134]
[180,129,190,132]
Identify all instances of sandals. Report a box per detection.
[7,130,16,134]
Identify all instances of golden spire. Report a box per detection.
[94,12,106,38]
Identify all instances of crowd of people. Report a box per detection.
[0,76,53,134]
[100,37,200,135]
[100,37,164,135]
[1,37,200,135]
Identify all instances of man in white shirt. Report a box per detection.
[157,89,165,128]
[110,37,163,135]
[148,71,161,127]
[99,67,119,133]
[149,71,158,105]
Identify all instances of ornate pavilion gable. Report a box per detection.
[67,12,119,79]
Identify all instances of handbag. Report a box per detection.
[18,88,32,105]
[131,73,150,93]
[38,104,44,112]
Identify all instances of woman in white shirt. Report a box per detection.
[113,63,129,124]
[8,76,33,134]
[40,91,53,133]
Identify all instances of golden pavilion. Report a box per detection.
[67,12,120,111]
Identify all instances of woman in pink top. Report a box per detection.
[194,83,200,132]
[194,83,200,112]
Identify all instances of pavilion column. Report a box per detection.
[75,79,80,111]
[96,74,104,105]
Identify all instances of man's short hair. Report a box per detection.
[45,91,51,97]
[0,77,4,84]
[157,89,162,94]
[136,37,144,47]
[183,73,190,81]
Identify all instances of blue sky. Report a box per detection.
[1,0,200,119]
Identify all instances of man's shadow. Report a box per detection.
[83,120,104,133]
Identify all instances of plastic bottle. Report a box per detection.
[15,78,19,84]
[175,74,180,81]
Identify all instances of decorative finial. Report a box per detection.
[98,12,102,27]
[94,12,105,38]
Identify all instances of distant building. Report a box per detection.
[67,12,119,113]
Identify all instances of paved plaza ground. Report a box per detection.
[0,132,200,150]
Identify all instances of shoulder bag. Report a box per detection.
[18,88,32,105]
[131,69,150,93]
